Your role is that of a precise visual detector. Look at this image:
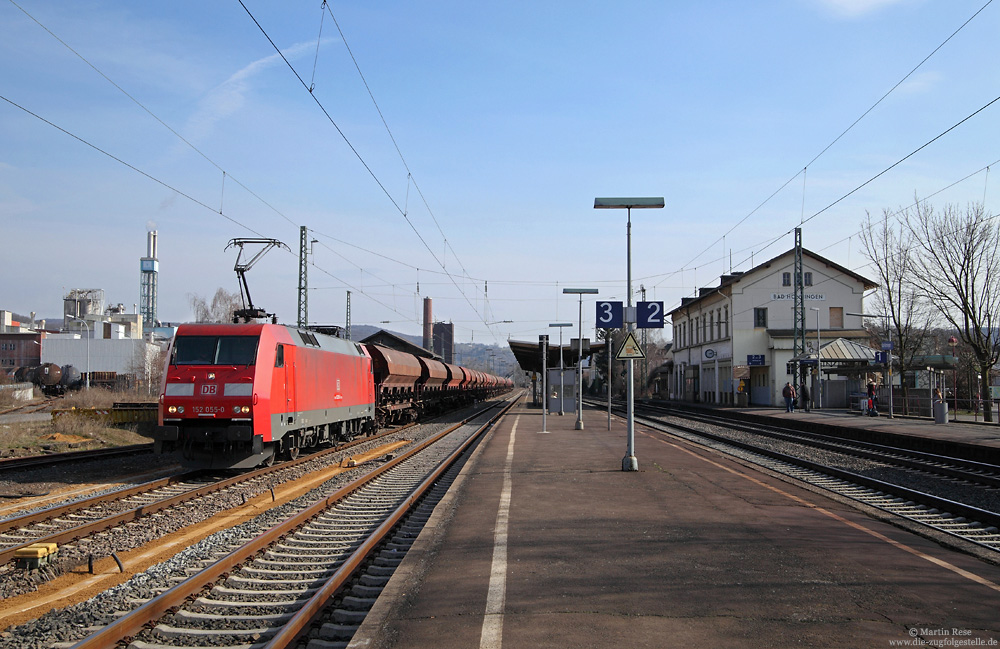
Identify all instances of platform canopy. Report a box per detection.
[794,337,893,377]
[507,338,606,375]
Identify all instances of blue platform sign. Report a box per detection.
[881,341,894,351]
[636,301,665,329]
[596,301,624,329]
[874,351,889,364]
[747,354,765,366]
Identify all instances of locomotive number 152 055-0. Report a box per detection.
[192,405,227,414]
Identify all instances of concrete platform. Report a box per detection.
[350,396,1000,648]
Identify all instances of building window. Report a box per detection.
[830,307,843,329]
[716,308,722,339]
[708,312,714,341]
[754,307,767,328]
[804,272,813,286]
[724,306,729,337]
[782,272,791,286]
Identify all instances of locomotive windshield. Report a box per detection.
[172,336,258,366]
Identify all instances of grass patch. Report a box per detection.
[0,418,150,455]
[0,386,155,456]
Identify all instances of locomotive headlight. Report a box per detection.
[241,406,250,414]
[168,406,177,414]
[233,406,241,414]
[177,406,184,413]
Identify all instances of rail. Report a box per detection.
[68,396,515,649]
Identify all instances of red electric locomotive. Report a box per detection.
[153,323,376,469]
[153,322,514,470]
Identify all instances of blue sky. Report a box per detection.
[2,0,998,345]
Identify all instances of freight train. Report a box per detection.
[150,323,511,469]
[10,363,82,395]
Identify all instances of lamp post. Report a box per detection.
[550,323,573,415]
[539,334,549,433]
[68,316,91,390]
[948,336,958,421]
[563,289,598,430]
[977,373,982,421]
[595,197,664,471]
[809,307,821,409]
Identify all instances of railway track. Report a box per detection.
[63,396,514,649]
[603,400,1000,555]
[0,428,418,572]
[0,444,154,475]
[638,401,1000,489]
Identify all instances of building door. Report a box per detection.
[750,366,770,406]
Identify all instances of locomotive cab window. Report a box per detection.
[275,344,284,368]
[172,336,258,366]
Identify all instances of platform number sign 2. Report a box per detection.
[596,301,624,329]
[636,301,665,329]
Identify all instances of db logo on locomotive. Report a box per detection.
[200,385,217,395]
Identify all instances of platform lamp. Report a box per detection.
[550,323,573,415]
[594,197,664,471]
[948,336,958,421]
[846,312,893,418]
[563,288,598,430]
[67,316,91,390]
[809,307,821,409]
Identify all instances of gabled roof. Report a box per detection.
[668,247,878,316]
[818,337,878,363]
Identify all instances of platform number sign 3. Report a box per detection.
[596,301,624,329]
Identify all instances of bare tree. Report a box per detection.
[188,288,243,323]
[906,201,1000,422]
[858,207,934,414]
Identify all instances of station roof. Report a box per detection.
[507,338,607,375]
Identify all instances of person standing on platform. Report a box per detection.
[800,381,811,412]
[867,381,878,416]
[782,381,796,412]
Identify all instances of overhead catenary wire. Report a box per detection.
[0,90,430,326]
[7,1,996,340]
[655,0,995,290]
[6,0,301,230]
[238,1,501,341]
[8,0,495,335]
[0,93,266,238]
[321,1,477,286]
[643,87,1000,301]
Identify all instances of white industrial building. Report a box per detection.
[41,334,160,381]
[667,247,877,408]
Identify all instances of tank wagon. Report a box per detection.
[12,363,83,395]
[151,322,512,469]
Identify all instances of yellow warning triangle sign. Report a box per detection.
[616,331,645,360]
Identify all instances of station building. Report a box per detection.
[667,247,877,408]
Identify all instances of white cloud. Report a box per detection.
[812,0,911,18]
[183,41,315,144]
[896,70,942,94]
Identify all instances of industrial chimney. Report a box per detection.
[422,297,433,351]
[140,230,159,329]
